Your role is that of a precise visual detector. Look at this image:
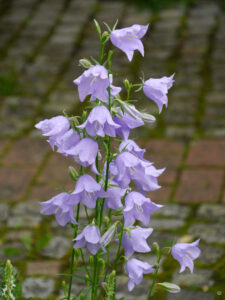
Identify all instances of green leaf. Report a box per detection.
[93,19,101,38]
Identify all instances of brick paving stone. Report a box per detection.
[150,218,185,231]
[0,167,34,201]
[0,203,9,223]
[3,137,49,168]
[148,186,172,203]
[26,261,62,276]
[28,183,60,201]
[153,204,191,218]
[175,169,224,203]
[198,243,224,265]
[186,140,225,166]
[38,153,75,189]
[22,278,55,299]
[0,242,27,262]
[5,230,33,242]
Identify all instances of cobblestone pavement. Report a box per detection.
[0,0,225,299]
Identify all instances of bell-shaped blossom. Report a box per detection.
[123,192,162,227]
[171,239,201,273]
[65,138,99,174]
[125,258,154,291]
[40,192,78,226]
[73,225,102,255]
[35,116,70,149]
[110,152,164,192]
[71,175,102,209]
[143,74,175,113]
[113,110,144,140]
[104,182,126,210]
[122,226,153,258]
[110,24,149,61]
[119,139,145,159]
[56,129,80,155]
[78,106,120,137]
[74,65,121,103]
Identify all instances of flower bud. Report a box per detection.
[100,222,118,247]
[68,166,79,181]
[101,31,110,43]
[123,79,130,90]
[157,282,180,294]
[79,58,92,69]
[141,112,156,123]
[88,255,94,267]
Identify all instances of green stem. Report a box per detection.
[147,265,159,300]
[79,249,91,279]
[67,203,80,300]
[113,218,124,270]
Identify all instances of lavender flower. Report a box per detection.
[78,106,120,137]
[118,139,145,159]
[111,152,164,192]
[74,65,120,103]
[57,129,80,155]
[40,192,78,226]
[113,109,144,140]
[122,226,153,258]
[104,182,126,210]
[35,116,70,149]
[110,24,149,61]
[71,175,102,209]
[65,137,99,174]
[143,74,175,113]
[123,191,162,227]
[73,225,102,255]
[171,239,201,273]
[125,258,154,291]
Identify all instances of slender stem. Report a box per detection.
[79,249,91,279]
[67,203,80,300]
[147,265,160,300]
[113,218,124,270]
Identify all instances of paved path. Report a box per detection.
[0,0,224,299]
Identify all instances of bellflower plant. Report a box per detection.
[35,19,200,300]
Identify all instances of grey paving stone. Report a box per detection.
[22,278,55,299]
[150,218,185,231]
[188,223,225,244]
[196,204,225,222]
[116,276,150,299]
[153,204,191,219]
[167,289,214,300]
[0,203,10,223]
[151,232,179,248]
[172,268,214,288]
[41,236,71,259]
[7,215,41,228]
[198,244,224,265]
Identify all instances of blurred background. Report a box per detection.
[0,0,225,299]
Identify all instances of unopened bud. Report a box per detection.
[100,222,118,247]
[157,282,180,294]
[68,166,79,181]
[88,256,94,267]
[101,31,110,43]
[79,58,92,69]
[123,79,130,90]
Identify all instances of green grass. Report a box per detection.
[0,69,21,96]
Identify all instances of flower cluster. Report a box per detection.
[36,20,200,299]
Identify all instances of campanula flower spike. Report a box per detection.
[35,19,200,299]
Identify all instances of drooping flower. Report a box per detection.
[104,182,127,210]
[40,192,78,226]
[123,192,162,227]
[56,129,80,155]
[122,226,153,257]
[171,239,201,273]
[78,106,120,137]
[110,152,164,192]
[71,175,102,209]
[110,24,149,61]
[64,138,99,174]
[35,116,70,149]
[113,109,144,140]
[125,258,154,291]
[118,139,145,159]
[73,65,121,103]
[143,74,175,113]
[73,225,102,255]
